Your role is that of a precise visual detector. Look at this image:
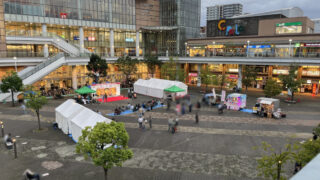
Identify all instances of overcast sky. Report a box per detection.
[201,0,320,26]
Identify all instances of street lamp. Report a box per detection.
[12,138,17,159]
[13,56,17,72]
[247,40,250,58]
[289,39,293,57]
[0,121,4,137]
[212,41,216,56]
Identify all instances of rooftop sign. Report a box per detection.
[276,22,302,27]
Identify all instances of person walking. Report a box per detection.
[138,116,143,129]
[188,101,192,113]
[21,103,26,114]
[168,117,174,132]
[167,100,171,111]
[148,115,152,129]
[195,112,199,124]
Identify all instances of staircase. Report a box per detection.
[0,53,66,102]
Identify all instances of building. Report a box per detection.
[231,7,303,19]
[313,19,320,33]
[207,4,243,21]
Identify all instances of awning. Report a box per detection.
[260,100,273,105]
[164,85,186,93]
[141,26,179,31]
[75,86,96,94]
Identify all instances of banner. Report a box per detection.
[91,83,121,97]
[221,90,226,102]
[212,88,216,99]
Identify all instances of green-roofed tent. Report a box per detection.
[164,85,186,93]
[75,86,96,94]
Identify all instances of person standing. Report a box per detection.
[195,112,199,124]
[188,101,192,113]
[167,100,171,111]
[148,115,152,129]
[21,103,26,114]
[138,116,143,129]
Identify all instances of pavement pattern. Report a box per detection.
[0,88,319,180]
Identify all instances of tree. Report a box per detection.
[0,72,23,106]
[242,66,258,91]
[87,54,108,83]
[143,55,163,78]
[200,66,214,92]
[255,142,294,180]
[279,66,303,101]
[218,74,227,91]
[115,56,139,84]
[293,137,320,167]
[25,86,48,130]
[76,122,133,180]
[264,79,282,98]
[160,57,186,82]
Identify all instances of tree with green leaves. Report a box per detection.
[200,66,214,92]
[76,122,133,180]
[255,142,294,180]
[24,86,48,130]
[0,71,23,106]
[143,55,163,78]
[160,57,186,82]
[87,54,108,83]
[264,79,282,98]
[115,56,139,84]
[242,66,258,91]
[293,137,320,168]
[313,124,320,137]
[218,74,227,90]
[279,66,303,101]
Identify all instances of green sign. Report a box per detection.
[295,43,301,47]
[276,22,302,27]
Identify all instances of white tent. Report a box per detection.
[134,78,188,98]
[55,99,85,134]
[70,108,112,142]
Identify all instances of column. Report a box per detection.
[110,29,114,57]
[176,0,181,56]
[297,66,303,80]
[72,66,78,90]
[136,31,140,57]
[77,0,82,20]
[197,64,201,87]
[79,27,84,54]
[237,64,242,90]
[184,63,189,84]
[268,66,273,79]
[42,24,49,57]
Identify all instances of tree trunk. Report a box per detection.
[291,91,294,101]
[245,86,248,93]
[11,90,15,107]
[36,109,41,130]
[104,168,108,180]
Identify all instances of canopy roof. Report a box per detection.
[75,86,96,94]
[164,85,186,93]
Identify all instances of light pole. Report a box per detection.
[247,40,250,58]
[185,42,187,57]
[212,41,216,56]
[0,121,4,137]
[13,138,17,159]
[289,39,293,57]
[13,56,17,72]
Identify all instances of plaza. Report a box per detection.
[0,88,318,180]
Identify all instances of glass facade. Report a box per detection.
[4,0,135,25]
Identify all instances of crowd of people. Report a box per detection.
[114,99,163,116]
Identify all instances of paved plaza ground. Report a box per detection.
[0,87,319,180]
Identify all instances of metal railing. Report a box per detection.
[20,53,64,80]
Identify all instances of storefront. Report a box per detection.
[189,46,206,57]
[248,45,273,57]
[207,45,225,56]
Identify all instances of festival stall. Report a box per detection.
[253,97,280,118]
[134,78,188,98]
[226,93,247,110]
[91,83,121,97]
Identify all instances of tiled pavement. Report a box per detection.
[0,90,319,180]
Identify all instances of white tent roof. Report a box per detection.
[134,78,188,98]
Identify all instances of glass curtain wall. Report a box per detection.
[4,0,135,25]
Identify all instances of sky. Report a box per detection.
[201,0,320,26]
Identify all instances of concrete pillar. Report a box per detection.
[197,64,201,87]
[136,31,140,57]
[268,66,273,79]
[79,27,84,54]
[77,0,82,20]
[237,64,242,89]
[110,29,114,57]
[184,63,189,84]
[72,66,78,90]
[297,66,303,80]
[42,24,49,57]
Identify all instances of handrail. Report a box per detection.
[20,53,64,80]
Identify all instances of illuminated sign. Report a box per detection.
[248,45,271,49]
[125,38,134,42]
[304,43,320,47]
[218,19,226,31]
[73,36,80,40]
[60,13,67,19]
[88,37,96,41]
[276,22,302,27]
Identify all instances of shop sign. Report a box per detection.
[228,75,238,79]
[294,43,301,47]
[207,45,224,49]
[256,77,263,81]
[248,45,271,49]
[307,80,312,84]
[276,22,302,27]
[73,36,80,40]
[125,38,134,42]
[228,69,239,73]
[304,43,320,47]
[88,37,96,41]
[60,13,67,19]
[218,19,226,31]
[273,69,289,75]
[189,73,198,77]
